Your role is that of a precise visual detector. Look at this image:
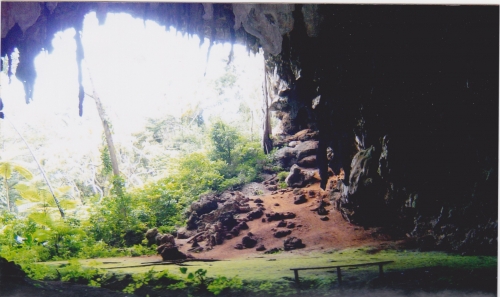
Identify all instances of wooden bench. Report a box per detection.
[290,260,394,286]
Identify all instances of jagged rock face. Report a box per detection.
[272,5,497,254]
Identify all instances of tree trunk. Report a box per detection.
[7,119,65,219]
[262,62,273,154]
[4,178,9,212]
[87,71,120,177]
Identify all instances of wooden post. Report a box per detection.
[336,267,342,285]
[293,269,300,294]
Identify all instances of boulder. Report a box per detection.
[297,155,317,168]
[186,212,199,230]
[145,228,159,245]
[284,237,305,251]
[241,235,258,248]
[157,244,187,261]
[256,244,266,251]
[273,140,319,170]
[246,208,264,220]
[274,230,292,238]
[176,227,195,239]
[277,220,287,227]
[287,222,296,228]
[317,206,329,215]
[159,234,176,246]
[294,141,319,160]
[266,212,296,221]
[286,164,320,188]
[294,194,308,204]
[218,212,238,230]
[190,194,218,216]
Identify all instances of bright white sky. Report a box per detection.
[1,12,264,156]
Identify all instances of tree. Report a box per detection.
[209,120,239,165]
[86,70,120,178]
[0,159,33,212]
[262,61,273,154]
[6,119,66,219]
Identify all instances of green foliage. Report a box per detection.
[100,146,113,176]
[277,171,289,182]
[209,120,240,165]
[123,267,156,293]
[123,267,182,294]
[87,185,145,247]
[207,275,243,295]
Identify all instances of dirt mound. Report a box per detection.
[175,175,395,260]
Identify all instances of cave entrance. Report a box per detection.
[1,10,267,156]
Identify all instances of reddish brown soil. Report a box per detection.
[176,175,396,260]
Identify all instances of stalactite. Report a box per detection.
[74,21,85,117]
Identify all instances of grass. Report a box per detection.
[43,247,497,284]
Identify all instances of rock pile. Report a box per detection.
[172,190,268,252]
[145,228,187,261]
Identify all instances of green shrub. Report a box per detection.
[207,275,243,295]
[277,171,289,182]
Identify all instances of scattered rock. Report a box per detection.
[234,244,244,250]
[266,212,296,221]
[287,222,296,228]
[242,235,258,248]
[274,230,292,238]
[247,208,264,220]
[294,194,308,204]
[317,206,329,215]
[274,203,280,206]
[284,237,305,251]
[264,247,283,254]
[277,220,287,227]
[254,198,264,203]
[267,185,278,191]
[320,216,329,221]
[256,244,266,251]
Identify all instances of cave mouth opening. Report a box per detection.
[1,11,269,158]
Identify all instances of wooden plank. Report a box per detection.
[290,260,394,271]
